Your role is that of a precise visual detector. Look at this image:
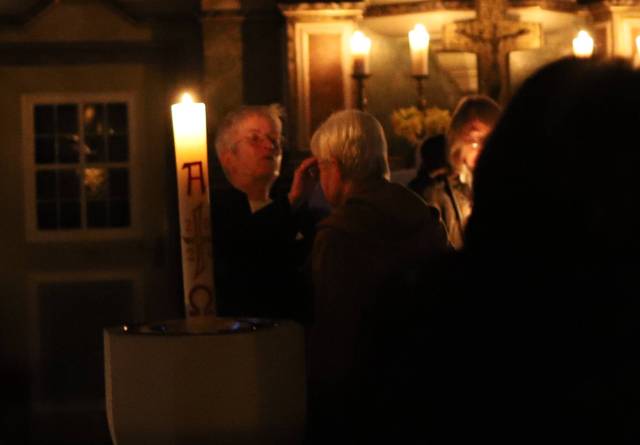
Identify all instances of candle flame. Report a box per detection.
[181,93,194,104]
[409,24,430,51]
[351,31,371,55]
[573,30,594,58]
[636,35,640,55]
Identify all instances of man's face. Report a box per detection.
[226,114,282,185]
[460,119,492,171]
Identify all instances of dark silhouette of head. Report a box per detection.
[408,134,448,195]
[466,57,640,263]
[418,133,447,177]
[451,57,640,444]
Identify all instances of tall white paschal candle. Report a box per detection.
[351,31,371,76]
[409,24,430,76]
[171,93,215,317]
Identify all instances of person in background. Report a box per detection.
[211,104,320,321]
[306,109,450,442]
[422,95,501,249]
[424,57,640,444]
[407,133,448,196]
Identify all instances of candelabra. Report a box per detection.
[352,73,370,111]
[413,73,429,111]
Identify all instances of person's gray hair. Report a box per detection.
[214,104,284,159]
[447,95,501,172]
[310,109,390,182]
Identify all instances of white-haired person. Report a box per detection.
[211,104,320,320]
[306,109,450,442]
[423,94,501,249]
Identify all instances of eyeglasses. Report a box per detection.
[469,141,481,150]
[462,136,485,151]
[462,127,489,151]
[235,131,282,150]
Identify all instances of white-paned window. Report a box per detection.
[23,94,139,241]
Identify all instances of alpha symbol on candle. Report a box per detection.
[182,161,207,195]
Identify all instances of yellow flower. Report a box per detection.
[424,108,451,138]
[391,105,451,146]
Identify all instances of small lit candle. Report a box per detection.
[573,30,594,58]
[409,24,430,76]
[351,31,371,76]
[171,93,215,317]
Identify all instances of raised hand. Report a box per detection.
[288,157,319,209]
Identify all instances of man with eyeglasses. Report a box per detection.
[211,104,321,320]
[306,109,451,443]
[422,94,501,249]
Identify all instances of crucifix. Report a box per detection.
[443,0,541,103]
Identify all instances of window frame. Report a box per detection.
[22,93,141,242]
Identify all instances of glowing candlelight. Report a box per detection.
[409,24,430,76]
[635,35,640,67]
[351,31,371,76]
[573,30,594,58]
[171,92,215,317]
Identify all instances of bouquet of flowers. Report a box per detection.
[391,105,451,146]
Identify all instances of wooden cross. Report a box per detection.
[443,0,541,103]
